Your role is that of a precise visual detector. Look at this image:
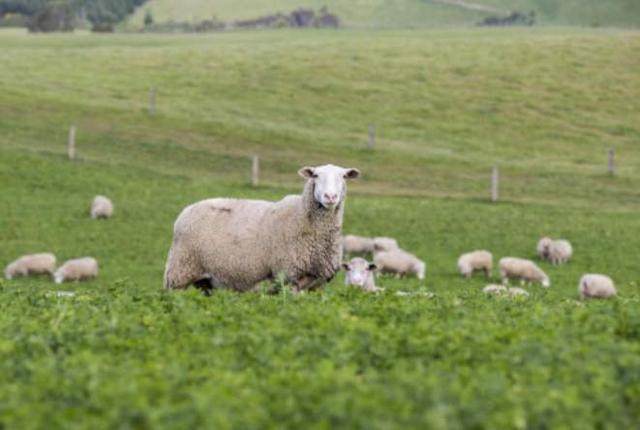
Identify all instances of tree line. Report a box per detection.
[0,0,147,31]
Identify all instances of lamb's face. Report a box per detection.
[299,164,360,209]
[342,258,376,288]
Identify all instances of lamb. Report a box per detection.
[164,164,360,292]
[578,274,616,299]
[54,257,98,283]
[91,195,114,219]
[457,250,493,278]
[373,249,426,280]
[507,287,530,298]
[342,235,374,255]
[4,253,56,280]
[537,237,572,265]
[373,237,399,253]
[499,257,550,287]
[342,257,382,292]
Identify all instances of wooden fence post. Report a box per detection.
[608,146,615,176]
[368,123,376,150]
[68,126,76,160]
[149,87,156,115]
[252,155,259,186]
[491,166,499,203]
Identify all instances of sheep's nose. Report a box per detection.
[324,193,338,203]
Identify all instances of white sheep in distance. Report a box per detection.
[342,235,374,255]
[457,250,493,278]
[537,237,572,265]
[373,249,426,280]
[54,257,98,284]
[342,257,382,292]
[578,274,616,299]
[499,257,550,287]
[164,164,360,292]
[373,237,399,253]
[4,253,56,280]
[91,195,114,219]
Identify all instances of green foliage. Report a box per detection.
[142,7,151,25]
[1,29,640,427]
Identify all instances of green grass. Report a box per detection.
[1,28,640,428]
[127,0,640,28]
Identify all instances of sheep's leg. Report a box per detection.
[163,246,202,290]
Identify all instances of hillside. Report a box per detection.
[127,0,640,28]
[1,29,640,427]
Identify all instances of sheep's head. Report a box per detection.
[342,257,376,288]
[299,164,360,209]
[538,237,552,257]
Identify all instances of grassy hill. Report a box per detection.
[1,28,640,427]
[127,0,640,28]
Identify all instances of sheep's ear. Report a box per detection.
[298,167,316,179]
[344,168,360,179]
[341,263,350,271]
[368,263,377,271]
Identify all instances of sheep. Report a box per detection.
[54,257,98,284]
[483,284,529,298]
[342,235,374,255]
[164,164,360,292]
[373,249,426,280]
[483,284,507,295]
[4,253,56,280]
[342,257,382,292]
[457,250,493,278]
[537,237,572,265]
[507,287,530,298]
[373,237,399,253]
[578,274,616,299]
[91,195,114,219]
[499,257,550,287]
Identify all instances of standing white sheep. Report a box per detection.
[91,195,114,219]
[537,237,572,265]
[342,235,374,255]
[373,249,426,280]
[4,253,56,280]
[342,257,382,292]
[54,257,98,283]
[578,274,616,299]
[164,164,360,292]
[457,250,493,278]
[499,257,550,287]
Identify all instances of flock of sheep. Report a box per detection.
[3,164,617,300]
[342,234,616,299]
[3,196,112,284]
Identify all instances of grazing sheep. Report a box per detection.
[578,274,616,299]
[373,237,399,253]
[4,253,56,280]
[457,250,493,278]
[342,235,374,255]
[499,257,550,287]
[342,257,381,292]
[91,195,114,219]
[373,249,426,280]
[54,257,98,284]
[164,164,360,292]
[508,287,530,298]
[483,284,507,295]
[537,237,572,265]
